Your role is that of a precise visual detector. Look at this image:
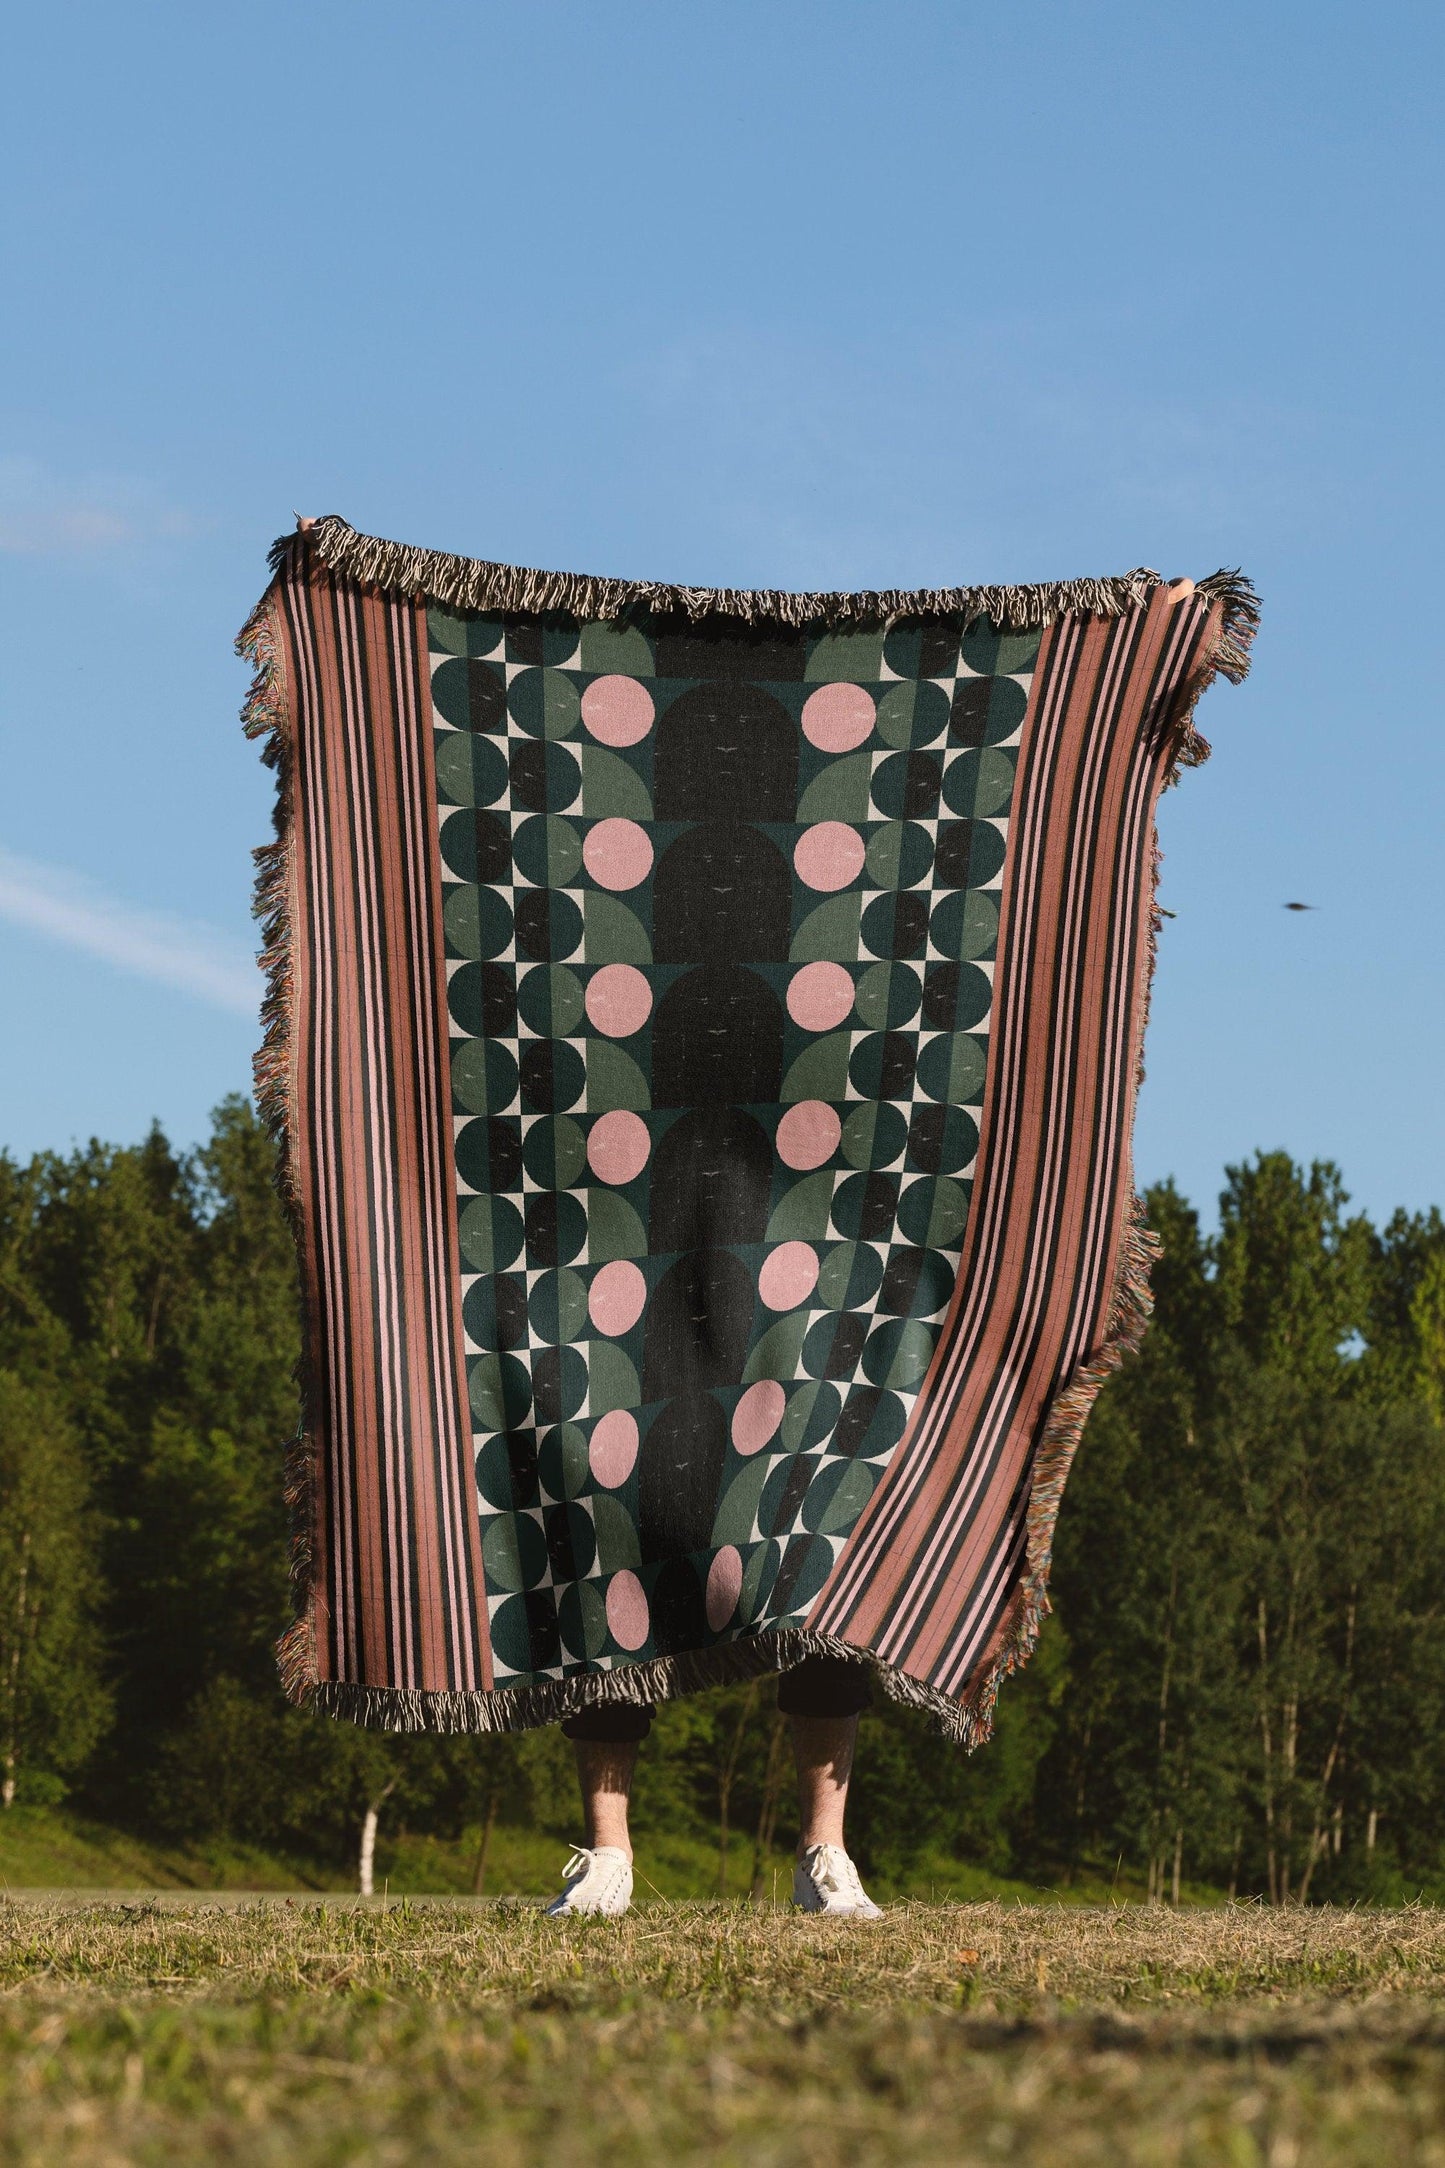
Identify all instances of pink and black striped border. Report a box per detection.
[250,542,492,1698]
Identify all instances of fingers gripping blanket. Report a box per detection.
[240,518,1255,1741]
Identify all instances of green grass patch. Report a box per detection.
[0,1803,1074,1906]
[5,1900,1445,2161]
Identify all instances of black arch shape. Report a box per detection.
[649,1108,774,1252]
[641,1248,756,1400]
[654,681,799,820]
[636,1394,729,1562]
[651,965,784,1108]
[652,826,792,964]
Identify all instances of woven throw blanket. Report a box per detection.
[240,517,1255,1743]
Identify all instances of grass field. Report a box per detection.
[5,1899,1445,2163]
[0,1801,1077,1908]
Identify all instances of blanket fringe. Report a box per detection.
[1163,569,1261,779]
[296,513,1170,633]
[305,1626,976,1741]
[237,542,321,1705]
[1195,568,1260,686]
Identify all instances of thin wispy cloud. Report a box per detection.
[0,456,196,555]
[617,314,1313,587]
[0,849,257,1017]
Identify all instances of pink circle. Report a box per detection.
[589,1409,639,1488]
[777,1100,842,1170]
[583,817,653,891]
[732,1379,786,1455]
[587,1110,651,1185]
[581,674,655,746]
[585,963,653,1037]
[589,1260,647,1337]
[706,1547,744,1632]
[759,1240,820,1312]
[787,961,855,1031]
[606,1568,650,1651]
[794,822,866,892]
[802,681,876,752]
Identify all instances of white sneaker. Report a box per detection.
[792,1843,883,1919]
[544,1844,633,1918]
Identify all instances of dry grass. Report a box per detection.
[5,1897,1445,2162]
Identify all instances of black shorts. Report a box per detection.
[560,1654,872,1742]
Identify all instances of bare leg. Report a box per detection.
[573,1737,638,1859]
[790,1712,860,1854]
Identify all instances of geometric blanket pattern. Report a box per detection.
[240,517,1255,1742]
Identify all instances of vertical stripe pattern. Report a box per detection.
[272,546,490,1693]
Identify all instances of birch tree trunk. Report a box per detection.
[359,1778,397,1896]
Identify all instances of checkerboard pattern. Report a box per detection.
[427,602,1037,1685]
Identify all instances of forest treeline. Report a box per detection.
[2,1096,1444,1902]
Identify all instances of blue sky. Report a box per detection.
[2,1,1440,1227]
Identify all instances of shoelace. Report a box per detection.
[808,1845,864,1902]
[561,1845,597,1885]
